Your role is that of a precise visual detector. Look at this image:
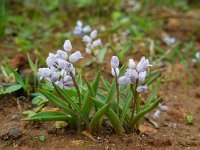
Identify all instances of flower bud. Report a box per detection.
[64,75,73,82]
[85,47,92,54]
[56,50,68,60]
[57,59,74,72]
[73,26,83,35]
[46,53,57,67]
[82,35,92,43]
[90,30,97,39]
[50,71,61,82]
[136,85,148,92]
[69,51,83,63]
[137,57,152,73]
[118,76,130,85]
[125,69,138,82]
[92,39,102,47]
[195,51,200,60]
[38,68,51,80]
[128,59,135,69]
[83,25,91,33]
[111,68,119,77]
[77,20,83,27]
[63,40,72,52]
[55,79,64,88]
[111,56,119,69]
[138,71,147,83]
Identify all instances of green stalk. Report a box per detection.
[114,69,120,117]
[70,72,82,134]
[130,80,139,126]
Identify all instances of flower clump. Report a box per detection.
[38,40,83,89]
[111,56,152,92]
[82,30,102,55]
[73,20,91,36]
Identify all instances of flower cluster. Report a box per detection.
[82,30,102,55]
[111,56,152,93]
[73,20,91,36]
[38,40,83,89]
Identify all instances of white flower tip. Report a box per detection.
[111,56,119,69]
[63,40,72,52]
[90,30,98,39]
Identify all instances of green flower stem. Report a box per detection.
[114,69,120,117]
[70,72,81,107]
[130,80,139,126]
[70,72,82,134]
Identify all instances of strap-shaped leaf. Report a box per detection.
[101,77,110,90]
[53,84,89,126]
[143,78,161,109]
[23,111,75,127]
[119,64,126,76]
[105,80,116,104]
[120,92,132,123]
[130,97,161,127]
[38,89,75,117]
[89,104,110,134]
[23,111,68,121]
[91,98,123,135]
[4,84,23,94]
[81,72,100,118]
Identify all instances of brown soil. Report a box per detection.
[0,68,200,150]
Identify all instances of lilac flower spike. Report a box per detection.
[111,56,119,69]
[38,39,82,89]
[73,21,91,35]
[82,29,102,55]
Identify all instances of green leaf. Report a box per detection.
[89,103,110,134]
[53,84,89,126]
[101,77,110,90]
[39,135,45,142]
[27,54,38,76]
[130,98,161,127]
[4,84,23,94]
[119,64,126,77]
[81,72,100,118]
[23,111,69,121]
[91,98,123,135]
[105,80,116,104]
[38,89,76,117]
[144,79,161,109]
[12,70,26,90]
[120,92,132,123]
[97,46,107,63]
[92,72,100,95]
